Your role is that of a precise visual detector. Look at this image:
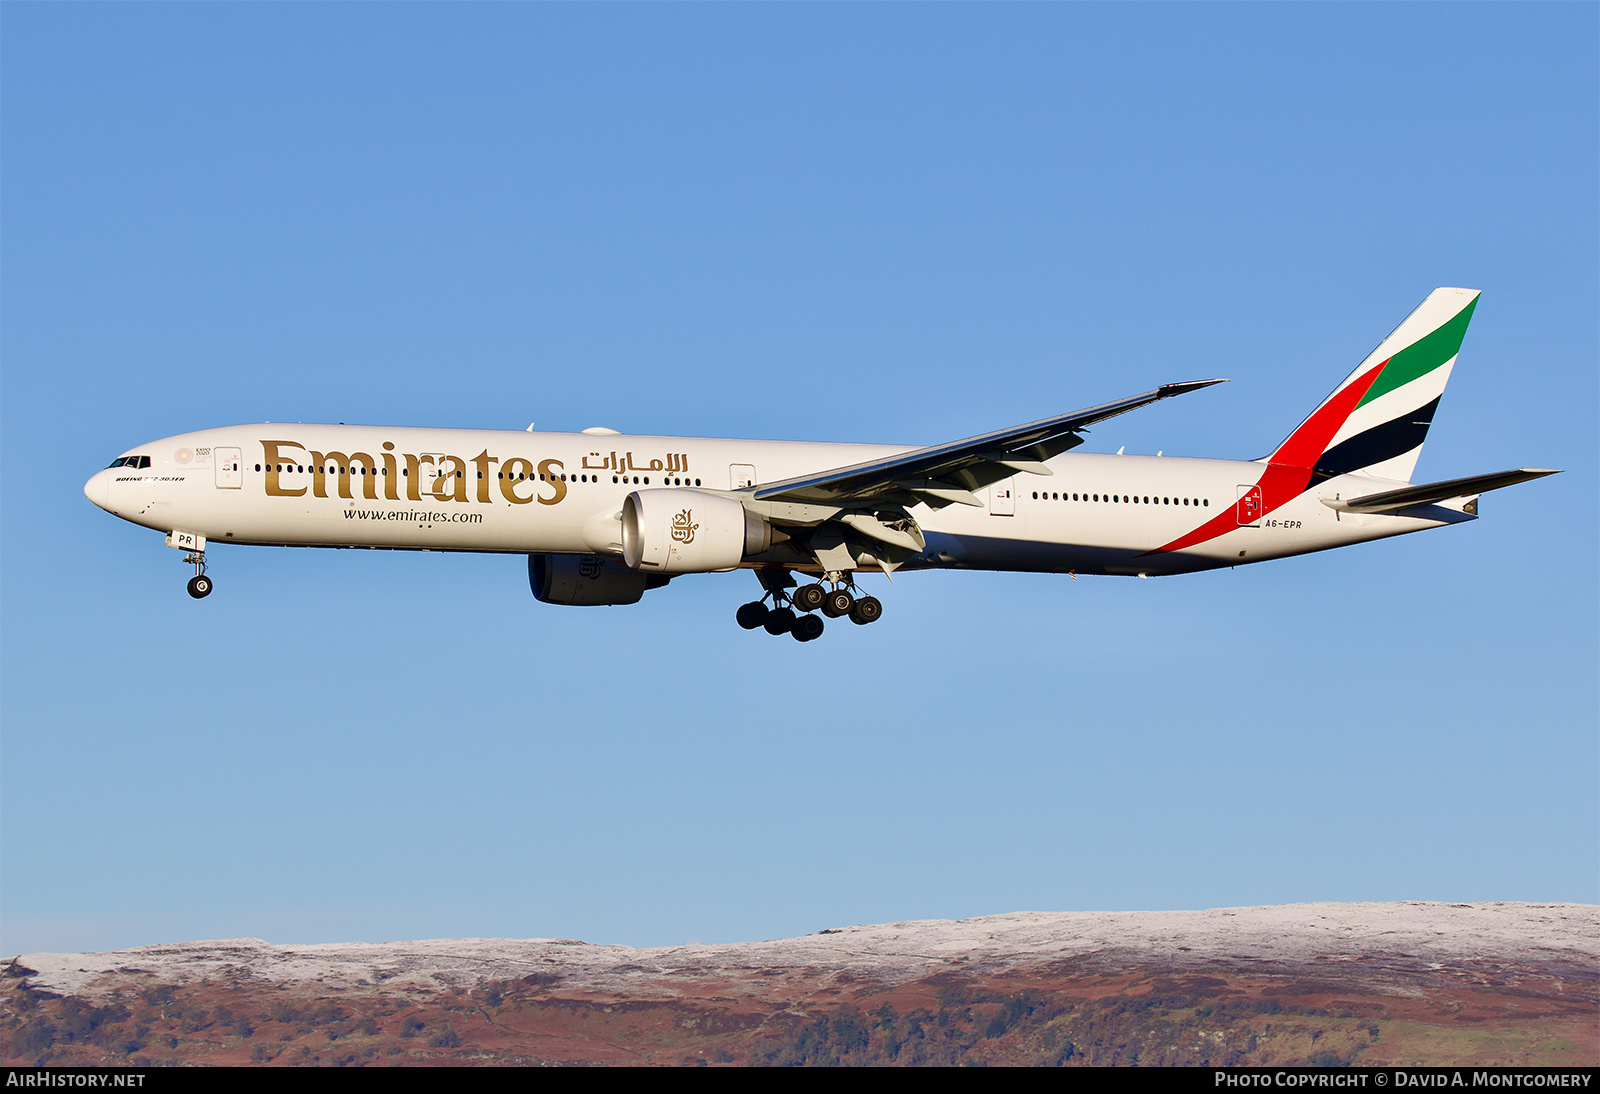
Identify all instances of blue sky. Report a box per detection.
[3,4,1594,955]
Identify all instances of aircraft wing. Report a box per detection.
[752,379,1226,510]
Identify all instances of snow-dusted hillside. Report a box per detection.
[21,901,1596,999]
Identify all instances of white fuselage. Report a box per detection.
[83,424,1472,579]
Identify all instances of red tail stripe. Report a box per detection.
[1269,361,1385,469]
[1146,362,1384,557]
[1145,504,1239,556]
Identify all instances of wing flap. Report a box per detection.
[894,479,986,508]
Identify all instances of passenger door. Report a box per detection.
[1236,484,1263,526]
[214,447,242,489]
[989,478,1015,516]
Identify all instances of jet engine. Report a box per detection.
[621,489,771,574]
[528,553,669,606]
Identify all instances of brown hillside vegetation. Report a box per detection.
[4,903,1594,1067]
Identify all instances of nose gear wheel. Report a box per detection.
[183,552,212,599]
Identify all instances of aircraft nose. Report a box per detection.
[84,469,110,511]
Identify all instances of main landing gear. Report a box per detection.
[736,570,883,641]
[184,552,213,599]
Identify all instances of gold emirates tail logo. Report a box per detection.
[671,509,698,544]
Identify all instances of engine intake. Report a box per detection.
[528,553,669,606]
[621,489,770,574]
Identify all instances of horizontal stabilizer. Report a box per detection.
[1324,468,1560,514]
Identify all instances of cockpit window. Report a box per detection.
[109,456,151,469]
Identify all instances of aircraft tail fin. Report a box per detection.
[1265,288,1480,483]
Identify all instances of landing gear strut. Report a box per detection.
[734,570,882,640]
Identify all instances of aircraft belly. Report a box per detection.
[953,537,1145,575]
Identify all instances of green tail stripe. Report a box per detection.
[1356,296,1478,409]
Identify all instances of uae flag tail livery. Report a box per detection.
[82,288,1560,642]
[1273,286,1478,485]
[1148,288,1552,560]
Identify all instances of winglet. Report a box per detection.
[1157,379,1228,399]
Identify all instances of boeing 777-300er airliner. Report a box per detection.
[84,288,1558,642]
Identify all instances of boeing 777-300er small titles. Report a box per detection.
[85,288,1558,642]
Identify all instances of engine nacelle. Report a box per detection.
[621,489,770,574]
[528,553,669,606]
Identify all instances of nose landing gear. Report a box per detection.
[167,531,213,599]
[735,570,882,640]
[183,552,212,599]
